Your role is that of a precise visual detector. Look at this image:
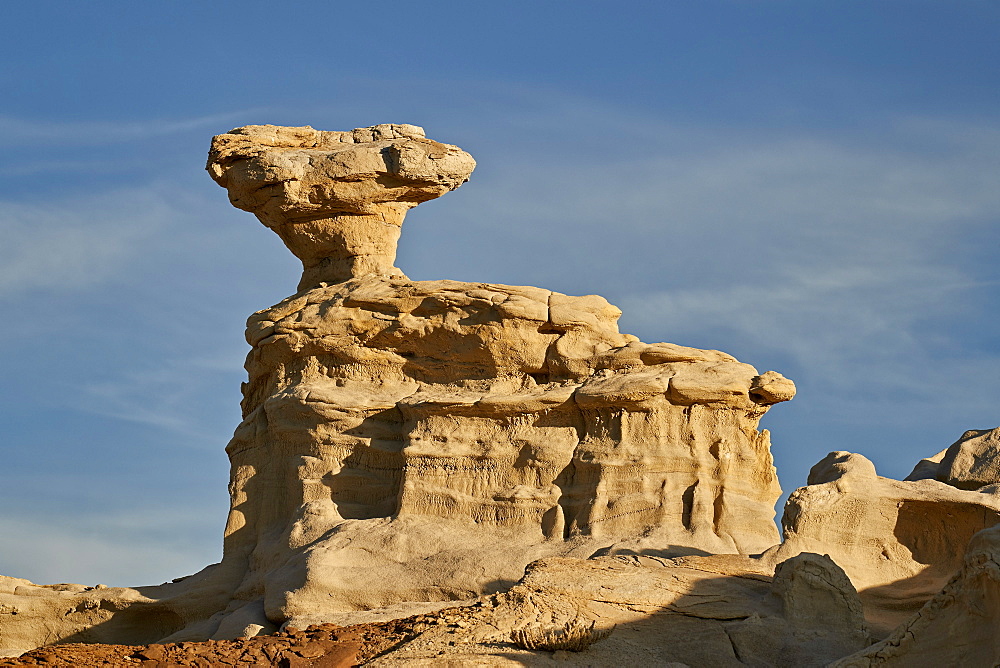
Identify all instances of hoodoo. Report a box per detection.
[203,124,796,629]
[206,124,477,290]
[0,125,795,651]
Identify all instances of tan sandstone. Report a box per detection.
[832,522,1000,667]
[8,124,998,667]
[365,551,868,667]
[764,448,1000,636]
[0,125,796,655]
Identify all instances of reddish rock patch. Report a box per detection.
[0,619,419,667]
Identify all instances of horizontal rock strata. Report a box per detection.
[365,552,869,667]
[0,124,798,656]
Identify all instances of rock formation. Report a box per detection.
[763,449,1000,636]
[907,426,1000,490]
[361,552,869,667]
[206,123,795,628]
[0,124,796,655]
[3,123,999,667]
[207,123,476,291]
[832,523,1000,667]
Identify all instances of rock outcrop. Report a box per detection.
[832,523,1000,667]
[364,552,869,667]
[3,123,1000,667]
[906,427,1000,490]
[14,122,1000,667]
[206,123,476,290]
[209,124,795,628]
[766,448,1000,636]
[0,124,797,655]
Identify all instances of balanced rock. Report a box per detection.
[209,124,795,629]
[207,123,476,290]
[0,124,797,655]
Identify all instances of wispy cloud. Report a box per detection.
[0,511,222,587]
[411,105,1000,439]
[77,352,245,444]
[2,95,999,586]
[0,188,174,295]
[0,110,264,148]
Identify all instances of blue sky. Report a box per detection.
[2,1,998,586]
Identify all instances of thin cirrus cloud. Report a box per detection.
[77,355,245,444]
[405,108,1000,481]
[0,111,263,148]
[0,512,220,587]
[405,113,1000,325]
[0,192,171,296]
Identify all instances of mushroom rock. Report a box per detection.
[206,124,796,631]
[206,124,476,291]
[0,124,796,653]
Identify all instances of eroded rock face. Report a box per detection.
[832,523,1000,667]
[195,124,797,633]
[0,124,796,655]
[207,124,476,290]
[364,552,868,667]
[765,450,1000,636]
[221,279,792,627]
[908,427,1000,490]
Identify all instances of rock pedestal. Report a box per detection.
[208,125,795,628]
[0,124,796,654]
[206,124,476,290]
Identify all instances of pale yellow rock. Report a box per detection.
[368,552,868,668]
[832,523,1000,667]
[904,447,949,482]
[935,427,1000,490]
[12,124,1000,667]
[806,450,878,485]
[763,450,1000,636]
[0,124,797,656]
[207,123,476,290]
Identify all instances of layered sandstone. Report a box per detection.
[206,123,475,290]
[210,124,795,628]
[832,523,1000,667]
[365,552,870,667]
[0,124,796,655]
[765,449,1000,636]
[4,123,1000,667]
